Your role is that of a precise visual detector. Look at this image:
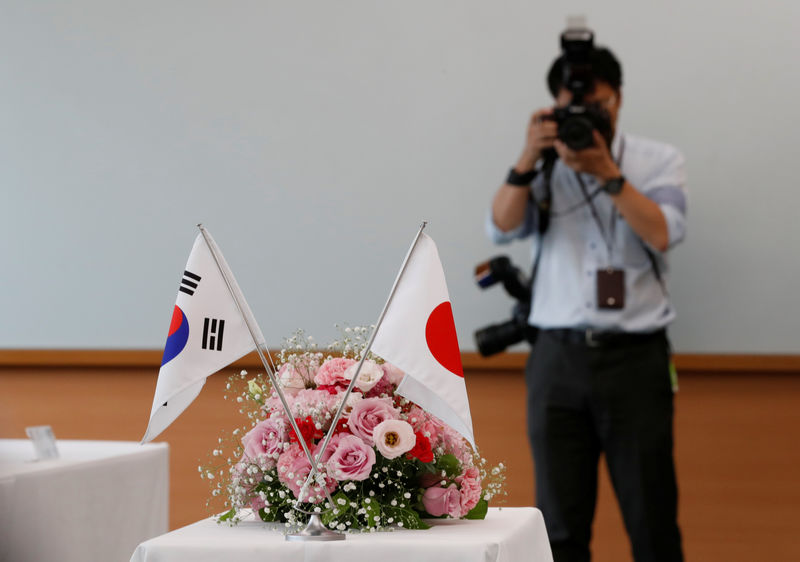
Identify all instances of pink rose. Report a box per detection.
[277,443,336,503]
[456,466,482,514]
[313,431,346,465]
[241,418,288,469]
[326,434,376,481]
[347,397,400,444]
[372,419,416,459]
[422,484,463,517]
[314,357,355,387]
[382,363,405,386]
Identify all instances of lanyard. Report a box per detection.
[574,135,626,264]
[576,173,616,260]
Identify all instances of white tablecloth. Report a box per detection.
[130,507,552,562]
[0,439,169,562]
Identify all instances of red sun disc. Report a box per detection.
[425,301,464,377]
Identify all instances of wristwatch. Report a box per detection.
[602,175,626,195]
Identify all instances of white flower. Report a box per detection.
[343,360,384,392]
[372,419,416,459]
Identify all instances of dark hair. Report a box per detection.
[546,47,623,97]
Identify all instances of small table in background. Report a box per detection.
[0,439,169,562]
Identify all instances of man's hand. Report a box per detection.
[554,130,671,250]
[554,130,620,182]
[515,108,558,172]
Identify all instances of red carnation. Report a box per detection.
[405,432,433,463]
[331,417,350,435]
[316,384,341,395]
[288,416,323,448]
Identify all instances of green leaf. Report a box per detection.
[362,498,382,526]
[218,508,236,522]
[322,491,351,526]
[465,499,489,520]
[258,506,279,522]
[384,506,431,530]
[435,453,461,478]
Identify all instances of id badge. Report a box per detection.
[597,268,625,309]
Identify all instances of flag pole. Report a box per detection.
[196,224,335,510]
[295,221,428,501]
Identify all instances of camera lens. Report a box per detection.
[558,115,595,150]
[474,320,526,357]
[473,257,532,356]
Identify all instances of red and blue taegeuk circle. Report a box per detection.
[161,305,189,366]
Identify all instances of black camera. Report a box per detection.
[473,256,536,357]
[545,22,613,151]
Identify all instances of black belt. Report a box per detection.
[541,328,666,348]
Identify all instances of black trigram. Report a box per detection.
[179,270,202,296]
[202,318,225,351]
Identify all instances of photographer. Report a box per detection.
[486,28,686,562]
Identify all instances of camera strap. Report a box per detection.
[526,155,558,315]
[643,246,668,297]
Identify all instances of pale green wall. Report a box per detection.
[2,1,798,353]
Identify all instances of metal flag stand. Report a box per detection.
[197,224,341,540]
[288,222,429,540]
[284,512,343,542]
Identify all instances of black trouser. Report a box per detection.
[526,329,683,562]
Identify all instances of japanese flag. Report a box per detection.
[142,229,265,443]
[371,233,475,448]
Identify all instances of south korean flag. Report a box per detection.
[142,228,265,443]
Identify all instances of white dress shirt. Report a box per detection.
[486,132,687,333]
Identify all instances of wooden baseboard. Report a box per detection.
[1,349,799,374]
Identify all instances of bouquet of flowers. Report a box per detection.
[203,327,505,532]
